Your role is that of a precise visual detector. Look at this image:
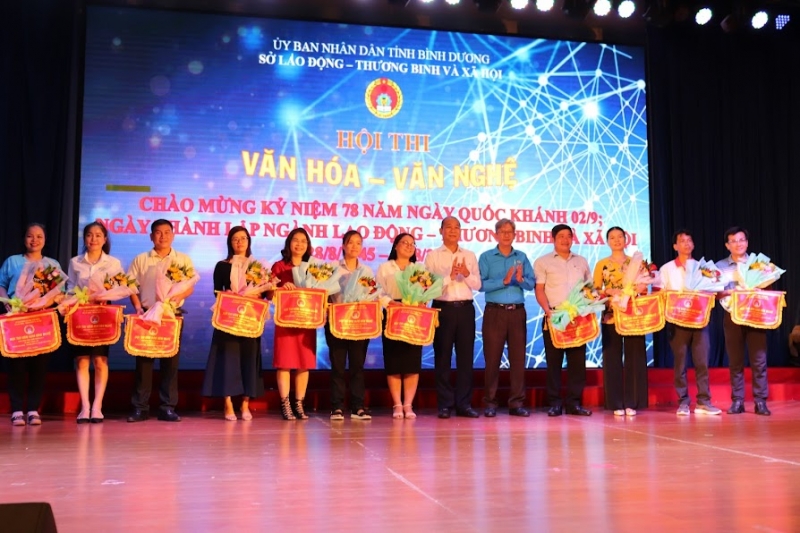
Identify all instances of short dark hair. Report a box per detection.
[387,233,417,263]
[551,224,572,239]
[281,228,312,262]
[723,226,749,243]
[150,219,173,233]
[225,226,252,260]
[82,221,111,255]
[672,228,692,244]
[605,226,626,240]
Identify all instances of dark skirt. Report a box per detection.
[202,329,265,398]
[381,311,422,375]
[69,343,110,358]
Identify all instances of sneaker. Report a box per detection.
[10,412,25,426]
[676,404,691,416]
[625,408,637,416]
[351,409,372,420]
[695,403,722,415]
[613,409,625,416]
[330,409,344,421]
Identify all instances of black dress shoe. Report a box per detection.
[508,407,530,417]
[157,408,181,422]
[438,408,451,419]
[484,407,497,418]
[456,407,480,418]
[565,405,592,416]
[727,400,745,414]
[754,401,772,416]
[547,406,563,417]
[127,409,149,423]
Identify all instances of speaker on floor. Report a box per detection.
[0,502,58,533]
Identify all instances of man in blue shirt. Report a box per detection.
[478,218,535,417]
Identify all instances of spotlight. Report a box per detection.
[617,0,635,18]
[776,14,790,30]
[536,0,554,11]
[563,0,591,19]
[751,10,768,29]
[419,0,435,3]
[695,7,712,25]
[474,0,502,11]
[509,0,528,9]
[594,0,612,16]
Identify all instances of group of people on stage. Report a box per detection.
[0,216,775,426]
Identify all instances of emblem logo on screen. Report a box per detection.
[365,78,403,119]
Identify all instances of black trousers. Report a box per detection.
[431,301,475,410]
[131,319,184,411]
[482,306,526,409]
[7,352,51,413]
[723,313,768,402]
[668,324,710,405]
[601,324,648,410]
[324,322,369,412]
[543,322,587,408]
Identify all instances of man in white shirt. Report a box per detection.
[126,219,196,423]
[425,217,481,418]
[659,229,721,416]
[534,224,592,417]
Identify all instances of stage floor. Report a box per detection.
[3,403,800,533]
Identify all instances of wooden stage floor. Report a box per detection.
[3,402,800,533]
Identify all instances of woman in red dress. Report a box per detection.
[271,228,315,420]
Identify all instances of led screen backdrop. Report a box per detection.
[80,6,650,369]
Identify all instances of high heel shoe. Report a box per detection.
[403,404,416,419]
[77,409,91,424]
[294,398,309,420]
[280,397,296,420]
[392,404,404,419]
[90,408,104,424]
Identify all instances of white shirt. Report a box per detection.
[127,248,194,309]
[424,244,480,301]
[67,252,124,292]
[658,257,696,291]
[329,259,375,304]
[533,252,591,307]
[376,260,407,305]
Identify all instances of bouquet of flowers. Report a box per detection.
[683,258,726,292]
[734,253,785,289]
[59,271,140,315]
[394,265,443,305]
[550,280,608,331]
[611,252,660,310]
[230,257,279,297]
[1,261,67,314]
[341,268,383,303]
[292,259,342,295]
[141,261,200,324]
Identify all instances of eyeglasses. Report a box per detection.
[398,241,416,248]
[728,239,748,244]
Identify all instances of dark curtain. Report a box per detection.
[1,0,82,370]
[646,25,800,367]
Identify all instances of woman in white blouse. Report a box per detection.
[66,222,123,423]
[376,233,423,419]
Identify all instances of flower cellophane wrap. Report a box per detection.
[211,256,279,321]
[292,260,342,295]
[341,267,383,303]
[734,253,785,289]
[141,261,200,325]
[683,258,727,292]
[59,271,139,316]
[550,280,607,332]
[394,265,443,305]
[0,261,67,314]
[610,252,660,311]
